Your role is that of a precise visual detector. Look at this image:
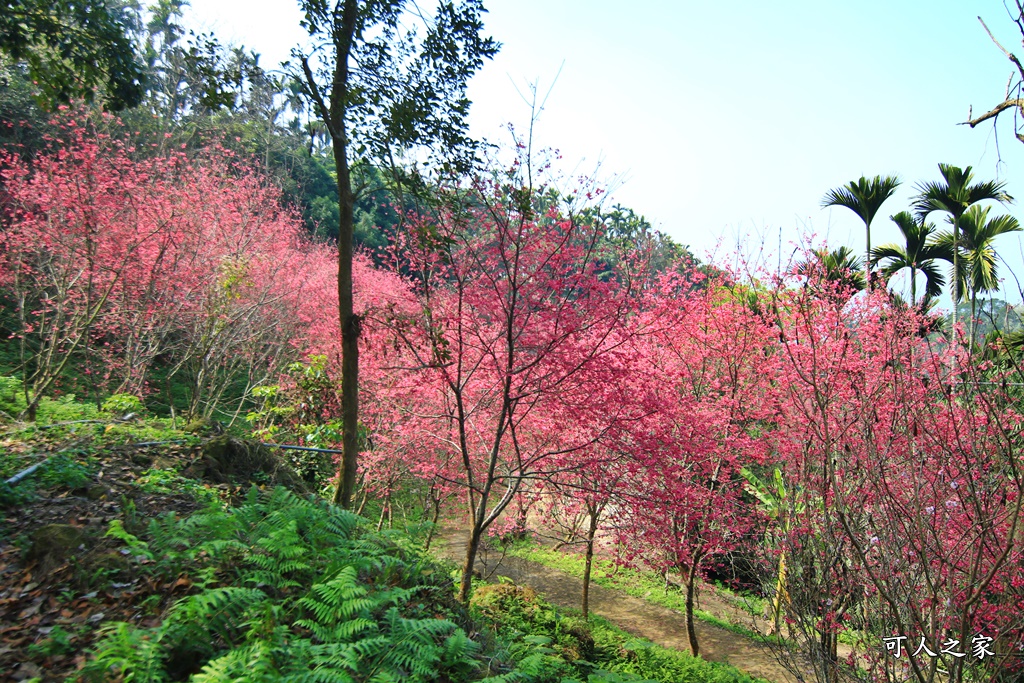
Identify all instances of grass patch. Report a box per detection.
[472,580,769,683]
[135,466,221,505]
[506,542,779,646]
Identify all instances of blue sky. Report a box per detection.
[186,1,1024,304]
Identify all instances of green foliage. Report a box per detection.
[0,374,23,417]
[33,392,103,424]
[0,480,28,508]
[0,59,53,156]
[135,467,219,505]
[105,520,155,562]
[578,203,696,279]
[607,641,755,683]
[1,451,97,508]
[26,625,75,659]
[89,486,481,682]
[0,0,145,110]
[245,359,344,485]
[470,583,760,683]
[1,373,162,430]
[98,420,198,447]
[35,452,95,490]
[85,622,167,683]
[102,393,145,416]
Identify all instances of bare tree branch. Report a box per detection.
[964,14,1024,144]
[979,15,1024,81]
[962,98,1024,129]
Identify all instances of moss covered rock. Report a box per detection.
[27,524,88,570]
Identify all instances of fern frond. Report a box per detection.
[83,622,167,683]
[162,586,268,650]
[294,616,377,644]
[105,520,154,561]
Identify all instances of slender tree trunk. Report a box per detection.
[582,508,598,619]
[822,628,839,683]
[459,522,484,604]
[769,550,788,635]
[953,217,960,336]
[423,496,441,552]
[299,0,360,510]
[684,560,700,657]
[865,220,872,293]
[970,293,978,351]
[910,265,916,308]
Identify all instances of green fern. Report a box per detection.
[105,520,154,561]
[295,567,379,641]
[82,622,166,683]
[248,519,312,589]
[162,586,269,651]
[87,487,484,682]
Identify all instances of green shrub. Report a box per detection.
[26,625,75,659]
[609,641,755,683]
[0,375,25,417]
[101,393,145,416]
[37,453,95,490]
[36,393,102,424]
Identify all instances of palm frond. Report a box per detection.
[916,260,947,299]
[913,164,1012,221]
[821,175,900,226]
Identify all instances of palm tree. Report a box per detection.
[821,175,901,292]
[932,204,1021,345]
[911,164,1013,333]
[797,246,865,298]
[870,211,946,307]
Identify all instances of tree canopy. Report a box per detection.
[1,0,145,110]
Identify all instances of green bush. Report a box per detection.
[36,393,102,424]
[101,393,145,416]
[36,453,95,490]
[0,375,24,417]
[609,641,755,683]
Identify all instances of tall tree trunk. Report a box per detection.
[299,0,360,510]
[952,217,960,337]
[970,293,978,351]
[910,265,917,308]
[333,132,359,509]
[865,220,872,293]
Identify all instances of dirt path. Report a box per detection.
[436,530,799,683]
